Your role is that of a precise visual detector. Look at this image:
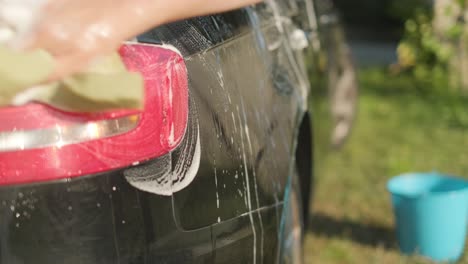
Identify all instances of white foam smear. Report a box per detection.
[11,86,45,105]
[235,104,257,264]
[124,120,201,196]
[170,128,201,193]
[123,155,173,196]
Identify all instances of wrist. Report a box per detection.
[116,0,169,41]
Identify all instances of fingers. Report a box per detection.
[21,34,86,81]
[8,0,149,81]
[22,22,116,81]
[47,53,91,81]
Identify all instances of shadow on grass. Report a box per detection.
[308,213,397,250]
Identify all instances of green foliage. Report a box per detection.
[387,0,429,22]
[397,7,454,85]
[393,0,468,90]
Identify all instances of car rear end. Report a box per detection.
[0,43,201,263]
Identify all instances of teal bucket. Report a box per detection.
[387,172,468,262]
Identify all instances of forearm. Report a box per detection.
[20,0,263,79]
[119,0,263,40]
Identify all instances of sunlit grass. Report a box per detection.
[305,68,468,264]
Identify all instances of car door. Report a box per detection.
[138,2,311,263]
[0,2,313,264]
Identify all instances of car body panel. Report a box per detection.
[172,25,300,230]
[0,1,358,263]
[0,169,212,263]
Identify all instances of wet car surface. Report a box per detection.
[0,1,357,263]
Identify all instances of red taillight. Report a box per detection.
[0,43,189,186]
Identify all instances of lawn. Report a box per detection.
[304,68,468,263]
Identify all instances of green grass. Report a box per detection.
[304,68,468,264]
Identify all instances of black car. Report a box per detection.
[0,1,357,263]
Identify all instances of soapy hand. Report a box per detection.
[21,0,262,81]
[23,0,159,81]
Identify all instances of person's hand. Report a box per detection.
[23,0,262,81]
[23,0,146,81]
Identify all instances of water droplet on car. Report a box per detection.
[10,205,15,211]
[112,186,117,191]
[68,206,73,211]
[15,213,20,218]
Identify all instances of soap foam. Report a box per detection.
[0,0,46,45]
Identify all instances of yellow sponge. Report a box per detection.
[0,46,144,112]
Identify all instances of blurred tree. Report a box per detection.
[387,0,430,22]
[333,0,468,91]
[396,4,449,75]
[433,0,468,91]
[393,0,468,92]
